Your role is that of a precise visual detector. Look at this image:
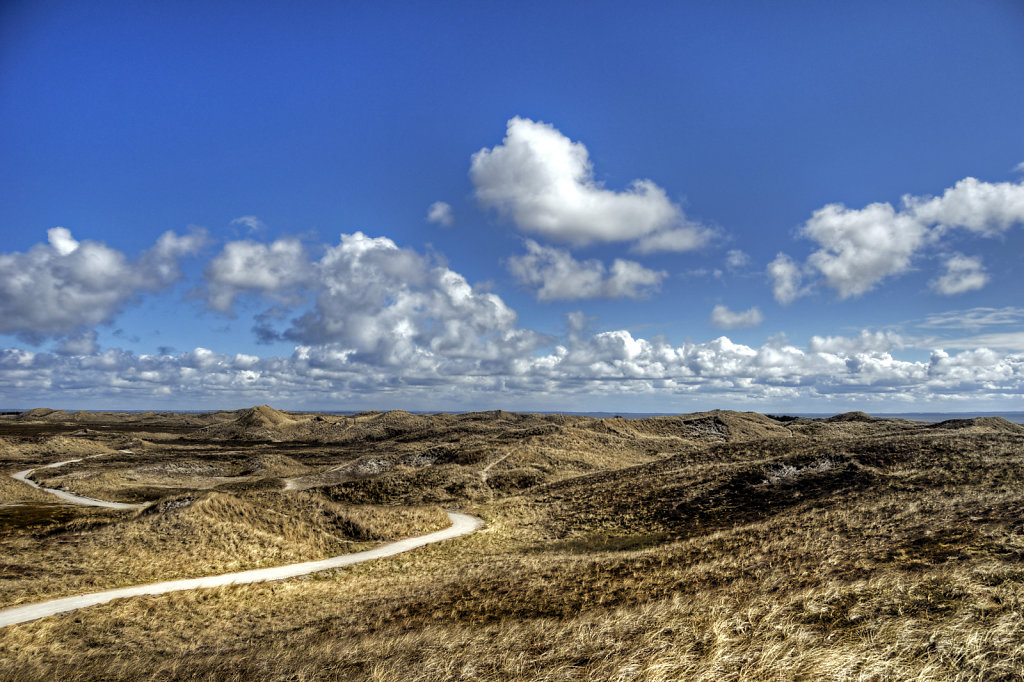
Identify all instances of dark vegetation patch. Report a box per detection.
[485,467,546,493]
[661,457,873,532]
[0,562,44,579]
[324,465,487,505]
[0,504,99,536]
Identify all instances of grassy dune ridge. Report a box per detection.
[1,408,1023,680]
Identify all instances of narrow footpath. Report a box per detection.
[3,460,483,628]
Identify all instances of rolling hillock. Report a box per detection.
[28,436,117,459]
[928,415,1024,434]
[13,408,63,421]
[825,410,877,422]
[274,408,798,497]
[513,413,1024,542]
[0,487,448,608]
[189,406,797,447]
[188,405,443,442]
[191,405,319,441]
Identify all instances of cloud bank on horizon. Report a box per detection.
[2,2,1023,412]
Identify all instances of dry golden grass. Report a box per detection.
[1,410,1023,680]
[0,489,448,607]
[0,475,55,506]
[29,449,312,502]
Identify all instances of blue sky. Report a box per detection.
[1,0,1023,412]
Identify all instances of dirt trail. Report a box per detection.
[11,455,148,511]
[282,460,360,492]
[0,511,482,628]
[481,450,515,482]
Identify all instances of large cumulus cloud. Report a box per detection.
[770,177,1024,302]
[470,117,712,252]
[206,232,544,366]
[0,227,206,340]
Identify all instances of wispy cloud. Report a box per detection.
[930,254,989,295]
[906,306,1024,352]
[923,332,1024,352]
[230,216,267,233]
[725,249,750,269]
[916,306,1024,330]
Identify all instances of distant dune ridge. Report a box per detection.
[11,404,1023,445]
[186,405,796,444]
[9,405,1022,502]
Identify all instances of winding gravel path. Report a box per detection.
[10,455,148,511]
[4,461,483,628]
[0,511,481,628]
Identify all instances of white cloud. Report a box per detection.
[767,253,805,304]
[230,216,267,233]
[803,202,927,298]
[725,249,750,269]
[205,232,544,367]
[299,233,543,365]
[630,226,712,254]
[470,117,711,251]
[3,327,1022,409]
[426,201,454,227]
[710,305,764,330]
[928,332,1024,353]
[905,177,1024,236]
[47,227,79,256]
[10,227,1016,409]
[0,227,206,340]
[205,238,311,311]
[534,326,1021,403]
[930,254,989,295]
[918,306,1024,330]
[507,240,666,301]
[790,177,1024,299]
[56,330,99,356]
[1014,162,1024,174]
[807,330,904,355]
